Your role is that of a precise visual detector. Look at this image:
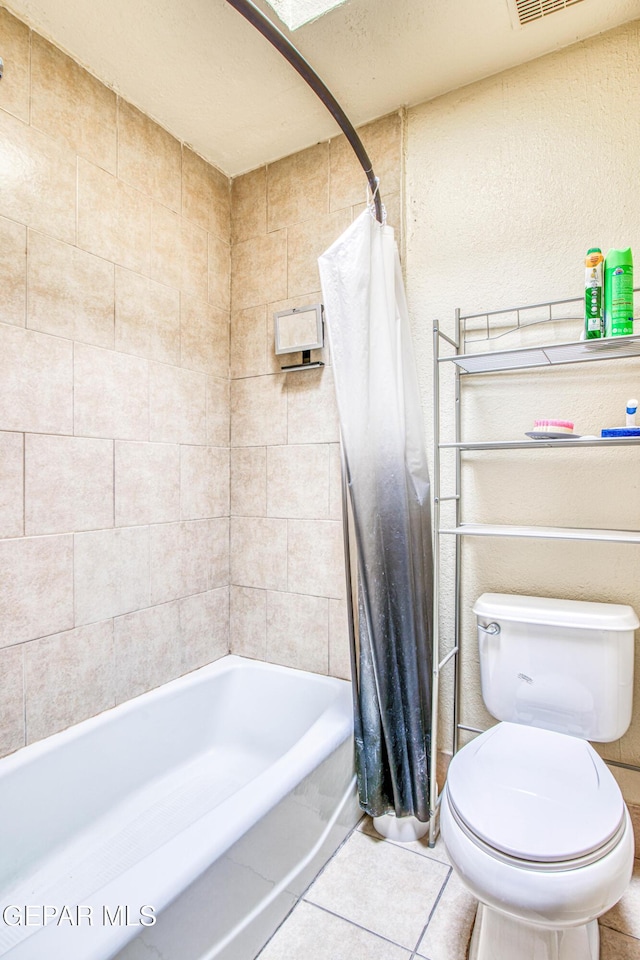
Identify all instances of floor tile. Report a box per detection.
[305,829,449,951]
[257,900,411,960]
[600,925,640,959]
[416,870,477,960]
[360,816,451,866]
[601,859,640,940]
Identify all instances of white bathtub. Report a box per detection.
[0,655,359,960]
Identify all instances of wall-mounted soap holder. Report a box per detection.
[274,303,325,372]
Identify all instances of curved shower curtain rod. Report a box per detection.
[224,0,384,224]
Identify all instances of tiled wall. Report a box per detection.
[228,113,403,679]
[0,7,231,756]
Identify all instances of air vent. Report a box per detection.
[509,0,585,27]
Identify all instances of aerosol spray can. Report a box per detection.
[584,247,604,339]
[604,247,634,337]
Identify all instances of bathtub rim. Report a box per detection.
[0,655,355,960]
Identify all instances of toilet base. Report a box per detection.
[469,903,599,960]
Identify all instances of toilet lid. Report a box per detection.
[446,722,625,863]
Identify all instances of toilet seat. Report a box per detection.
[446,722,625,865]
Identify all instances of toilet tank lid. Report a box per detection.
[473,593,639,631]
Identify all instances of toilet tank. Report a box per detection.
[473,593,638,742]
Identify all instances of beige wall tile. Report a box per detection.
[0,8,29,122]
[287,367,340,444]
[287,209,351,299]
[150,204,209,301]
[231,517,287,592]
[231,374,287,447]
[231,446,266,517]
[231,230,287,311]
[31,35,117,174]
[330,113,402,211]
[329,599,351,680]
[149,520,212,604]
[75,526,150,625]
[0,535,73,646]
[118,100,181,212]
[0,645,25,757]
[232,167,266,244]
[207,376,230,446]
[179,588,229,673]
[25,435,114,536]
[181,296,229,378]
[230,585,266,660]
[182,148,230,242]
[77,158,152,273]
[210,166,231,244]
[115,440,180,526]
[231,305,269,380]
[0,432,23,539]
[182,147,212,231]
[28,231,115,348]
[181,218,210,302]
[0,325,73,434]
[114,601,182,703]
[288,519,344,599]
[180,445,230,520]
[25,620,115,743]
[208,517,230,589]
[149,362,206,444]
[0,216,26,326]
[74,343,149,440]
[0,110,76,244]
[209,234,231,312]
[266,590,329,674]
[115,267,180,364]
[267,142,329,232]
[267,444,330,519]
[149,202,182,289]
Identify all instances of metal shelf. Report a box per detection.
[439,523,640,544]
[439,437,640,451]
[439,332,640,375]
[429,297,640,848]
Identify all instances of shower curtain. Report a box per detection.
[318,209,434,821]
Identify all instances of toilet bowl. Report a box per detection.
[438,593,639,960]
[441,722,635,960]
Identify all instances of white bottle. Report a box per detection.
[626,399,638,427]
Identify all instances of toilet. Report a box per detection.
[440,593,638,960]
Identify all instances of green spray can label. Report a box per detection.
[604,247,634,337]
[584,248,603,339]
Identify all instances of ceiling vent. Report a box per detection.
[509,0,585,27]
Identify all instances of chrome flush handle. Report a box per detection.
[478,622,501,636]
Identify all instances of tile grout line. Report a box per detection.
[301,898,415,955]
[407,865,453,960]
[254,813,366,958]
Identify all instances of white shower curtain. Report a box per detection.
[318,210,434,820]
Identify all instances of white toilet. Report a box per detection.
[440,593,638,960]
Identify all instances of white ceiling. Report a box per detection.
[5,0,640,176]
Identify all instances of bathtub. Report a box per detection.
[0,655,359,960]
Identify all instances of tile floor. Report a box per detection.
[257,816,640,960]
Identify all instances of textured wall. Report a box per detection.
[405,20,640,799]
[0,6,231,755]
[229,113,402,679]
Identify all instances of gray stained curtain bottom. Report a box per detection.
[318,210,434,821]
